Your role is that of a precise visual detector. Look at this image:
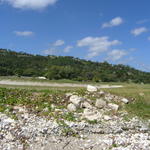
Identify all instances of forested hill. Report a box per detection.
[0,49,150,83]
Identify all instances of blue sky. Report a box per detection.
[0,0,150,71]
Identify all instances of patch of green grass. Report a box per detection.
[87,119,98,124]
[56,119,78,136]
[126,99,150,119]
[0,87,69,116]
[63,112,76,121]
[103,83,150,120]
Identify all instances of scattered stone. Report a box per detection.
[81,101,93,108]
[139,92,145,96]
[67,103,77,112]
[99,90,105,96]
[43,107,49,112]
[103,115,112,121]
[51,104,56,109]
[108,103,119,111]
[83,108,102,121]
[0,90,149,150]
[13,106,27,113]
[69,95,84,107]
[87,85,97,92]
[121,98,129,104]
[95,99,107,109]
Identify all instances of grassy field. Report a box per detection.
[103,84,150,119]
[0,76,149,120]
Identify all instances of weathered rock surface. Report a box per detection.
[108,103,119,111]
[81,101,93,108]
[121,98,129,104]
[87,85,98,92]
[103,115,112,121]
[83,108,102,121]
[69,95,84,107]
[95,98,107,109]
[0,89,149,150]
[67,103,77,112]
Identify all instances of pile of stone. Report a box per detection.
[67,85,129,121]
[0,85,149,150]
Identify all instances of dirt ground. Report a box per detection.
[0,80,123,88]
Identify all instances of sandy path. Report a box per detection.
[0,80,123,88]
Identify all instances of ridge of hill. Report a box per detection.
[0,49,150,83]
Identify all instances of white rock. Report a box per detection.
[4,118,15,124]
[81,101,93,108]
[121,98,129,104]
[23,113,29,119]
[99,90,105,96]
[13,106,27,113]
[69,95,84,107]
[5,133,13,140]
[103,115,112,121]
[108,103,119,111]
[87,85,98,92]
[83,108,102,121]
[43,107,49,112]
[95,99,107,109]
[37,76,46,80]
[51,104,56,109]
[139,93,144,96]
[67,103,77,112]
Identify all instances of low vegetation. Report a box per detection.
[0,83,149,120]
[104,84,150,119]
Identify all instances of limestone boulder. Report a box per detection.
[87,85,97,92]
[121,98,129,104]
[83,108,102,121]
[108,103,119,111]
[95,99,107,109]
[69,95,85,107]
[81,101,93,109]
[67,103,77,112]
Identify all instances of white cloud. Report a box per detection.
[148,37,150,41]
[1,0,58,10]
[77,36,121,58]
[53,40,65,47]
[131,27,148,36]
[14,31,34,36]
[102,17,123,28]
[107,49,127,61]
[64,46,73,53]
[43,48,58,55]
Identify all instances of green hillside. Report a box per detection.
[0,49,150,83]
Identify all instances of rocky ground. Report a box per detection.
[0,85,149,150]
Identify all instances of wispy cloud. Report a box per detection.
[106,49,128,61]
[52,40,65,47]
[77,36,121,58]
[131,27,148,36]
[14,31,34,37]
[42,48,58,55]
[43,40,71,55]
[102,17,123,28]
[64,46,73,53]
[1,0,58,10]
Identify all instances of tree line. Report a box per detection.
[0,49,150,83]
